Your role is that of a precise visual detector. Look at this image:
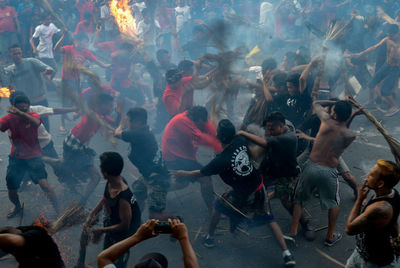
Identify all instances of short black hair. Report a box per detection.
[272,72,288,89]
[127,107,147,124]
[217,119,236,144]
[286,73,300,88]
[156,49,169,60]
[100,152,124,176]
[187,106,208,123]
[166,69,183,84]
[9,90,26,105]
[8,44,20,51]
[261,58,277,74]
[178,60,194,73]
[387,24,399,35]
[13,95,30,106]
[264,111,285,126]
[333,100,352,122]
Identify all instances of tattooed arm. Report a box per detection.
[346,181,393,235]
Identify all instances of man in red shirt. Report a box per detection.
[162,106,222,211]
[74,12,94,40]
[55,32,110,133]
[162,64,214,118]
[0,0,20,56]
[61,93,121,204]
[0,95,59,218]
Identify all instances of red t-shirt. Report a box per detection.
[0,6,17,33]
[74,20,94,36]
[162,76,193,117]
[71,113,114,144]
[61,45,97,81]
[76,0,95,21]
[0,113,42,159]
[162,111,222,161]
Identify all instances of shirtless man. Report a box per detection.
[291,100,357,246]
[348,24,400,116]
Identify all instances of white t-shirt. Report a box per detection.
[32,23,60,59]
[249,66,263,80]
[100,5,114,31]
[30,106,54,148]
[103,264,116,268]
[175,5,191,33]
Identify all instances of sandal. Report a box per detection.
[59,126,67,135]
[7,207,22,219]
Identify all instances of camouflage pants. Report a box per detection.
[131,173,169,213]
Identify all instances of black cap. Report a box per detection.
[166,69,183,84]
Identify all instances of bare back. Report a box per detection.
[309,119,356,168]
[386,38,400,66]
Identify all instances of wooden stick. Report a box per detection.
[315,248,345,267]
[314,225,328,232]
[213,191,251,220]
[192,227,202,243]
[19,203,24,226]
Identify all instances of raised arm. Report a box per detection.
[346,181,393,235]
[169,219,199,268]
[237,130,267,147]
[312,100,334,121]
[8,107,41,127]
[97,220,159,268]
[54,31,66,52]
[351,38,387,58]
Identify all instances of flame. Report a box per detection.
[109,0,137,40]
[0,87,13,98]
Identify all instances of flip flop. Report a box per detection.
[59,126,67,135]
[7,207,22,219]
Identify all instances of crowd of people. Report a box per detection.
[0,0,399,267]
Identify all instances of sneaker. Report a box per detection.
[283,255,296,267]
[203,235,216,248]
[384,107,400,117]
[324,233,342,246]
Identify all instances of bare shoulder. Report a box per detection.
[365,200,393,222]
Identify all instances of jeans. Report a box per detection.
[345,249,396,268]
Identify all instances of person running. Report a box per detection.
[0,94,59,218]
[61,94,120,203]
[347,24,400,117]
[115,107,171,220]
[172,119,296,267]
[162,106,222,212]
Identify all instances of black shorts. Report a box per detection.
[6,156,47,190]
[63,143,95,176]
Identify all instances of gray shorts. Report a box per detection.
[345,249,395,268]
[297,150,350,174]
[294,160,340,210]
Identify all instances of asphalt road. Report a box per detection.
[0,87,399,268]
